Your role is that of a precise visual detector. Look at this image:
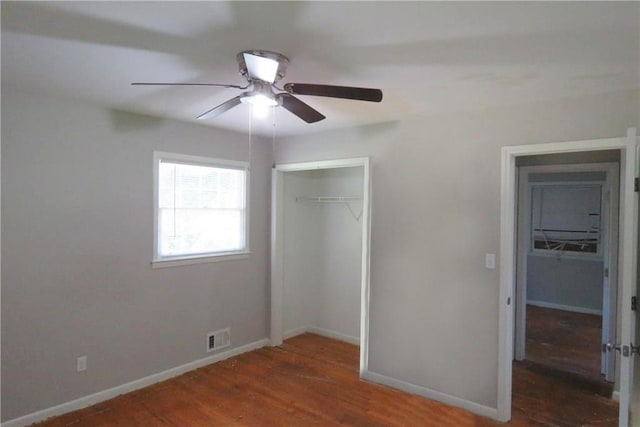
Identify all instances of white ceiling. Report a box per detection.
[2,1,639,137]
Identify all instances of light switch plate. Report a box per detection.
[485,253,496,269]
[76,356,87,372]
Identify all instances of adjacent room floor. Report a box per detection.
[33,333,618,426]
[525,304,605,380]
[512,304,617,425]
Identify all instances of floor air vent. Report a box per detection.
[207,328,230,352]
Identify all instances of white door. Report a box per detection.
[634,268,640,425]
[618,128,639,427]
[602,165,621,382]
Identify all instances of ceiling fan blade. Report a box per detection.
[196,96,242,120]
[132,82,248,89]
[284,83,383,102]
[277,93,326,123]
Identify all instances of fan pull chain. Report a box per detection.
[272,103,276,150]
[248,106,253,168]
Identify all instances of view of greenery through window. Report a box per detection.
[158,161,246,258]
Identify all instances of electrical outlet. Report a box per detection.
[76,356,87,372]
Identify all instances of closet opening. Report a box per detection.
[271,158,371,374]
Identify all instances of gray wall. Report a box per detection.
[1,90,272,421]
[274,88,640,409]
[282,171,322,335]
[2,86,638,420]
[527,256,604,311]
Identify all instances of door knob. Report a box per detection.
[603,342,639,357]
[604,342,622,352]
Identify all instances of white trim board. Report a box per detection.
[527,300,603,316]
[361,370,498,421]
[274,157,370,172]
[283,325,310,340]
[283,325,361,346]
[1,338,270,427]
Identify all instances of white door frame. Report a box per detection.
[514,162,619,383]
[498,131,638,423]
[270,157,372,374]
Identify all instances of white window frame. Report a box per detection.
[528,180,605,260]
[152,151,250,268]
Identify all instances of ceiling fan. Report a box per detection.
[132,50,383,124]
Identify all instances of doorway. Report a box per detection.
[497,131,639,425]
[270,157,371,374]
[510,160,620,425]
[514,161,620,387]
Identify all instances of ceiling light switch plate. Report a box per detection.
[485,253,496,269]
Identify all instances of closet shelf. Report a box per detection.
[295,196,363,220]
[295,196,362,202]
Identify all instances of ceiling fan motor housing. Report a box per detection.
[237,50,289,83]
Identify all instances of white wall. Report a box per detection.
[283,168,363,341]
[274,89,640,410]
[1,90,272,421]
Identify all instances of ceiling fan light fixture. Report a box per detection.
[240,92,279,107]
[240,80,279,108]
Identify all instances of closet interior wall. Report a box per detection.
[282,167,364,343]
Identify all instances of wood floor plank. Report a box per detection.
[32,333,618,426]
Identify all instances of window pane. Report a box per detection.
[158,159,247,258]
[530,184,601,256]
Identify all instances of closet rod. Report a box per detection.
[295,196,363,220]
[295,196,362,202]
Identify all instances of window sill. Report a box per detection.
[152,252,250,269]
[528,251,602,261]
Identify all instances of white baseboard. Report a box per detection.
[283,325,310,340]
[2,338,270,427]
[307,326,360,345]
[283,325,360,345]
[527,300,603,316]
[361,370,499,421]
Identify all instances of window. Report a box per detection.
[154,152,249,266]
[530,183,602,257]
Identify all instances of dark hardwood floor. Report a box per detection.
[33,333,618,426]
[514,304,618,426]
[525,305,604,380]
